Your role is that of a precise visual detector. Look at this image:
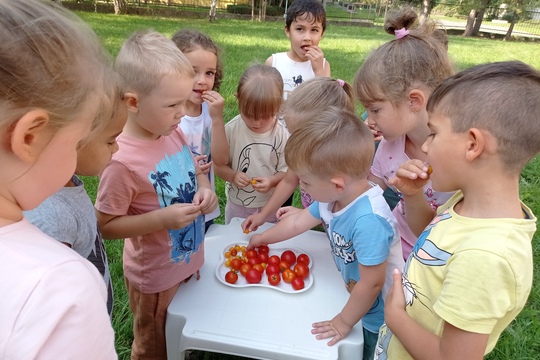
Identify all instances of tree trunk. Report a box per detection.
[209,0,218,22]
[261,0,267,21]
[113,0,127,15]
[472,9,485,36]
[504,14,516,41]
[463,9,476,36]
[419,0,430,25]
[251,0,255,21]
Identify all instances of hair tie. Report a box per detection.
[395,28,409,39]
[337,79,345,88]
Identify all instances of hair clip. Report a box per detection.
[395,28,410,39]
[337,79,345,88]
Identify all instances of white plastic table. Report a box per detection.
[166,217,364,360]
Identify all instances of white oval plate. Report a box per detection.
[215,242,313,293]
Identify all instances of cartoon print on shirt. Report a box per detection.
[330,230,356,264]
[292,74,303,86]
[226,137,284,206]
[149,146,204,264]
[375,211,453,359]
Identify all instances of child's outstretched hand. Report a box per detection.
[160,203,201,230]
[250,177,272,194]
[306,45,329,76]
[247,233,264,250]
[233,172,251,188]
[192,187,218,215]
[384,268,407,331]
[242,214,264,234]
[202,90,224,121]
[311,313,352,346]
[194,155,212,175]
[388,159,431,197]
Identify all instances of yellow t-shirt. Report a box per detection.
[376,191,536,359]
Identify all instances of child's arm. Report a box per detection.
[388,159,436,236]
[214,162,251,188]
[385,269,489,360]
[311,261,386,346]
[242,169,300,232]
[248,208,320,249]
[193,167,218,215]
[251,170,286,194]
[96,204,202,240]
[206,90,228,167]
[306,46,331,77]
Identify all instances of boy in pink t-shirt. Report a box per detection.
[95,30,218,359]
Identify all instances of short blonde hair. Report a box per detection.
[283,77,355,133]
[115,29,194,95]
[285,107,374,179]
[0,0,110,133]
[237,64,283,120]
[354,6,454,105]
[428,61,540,172]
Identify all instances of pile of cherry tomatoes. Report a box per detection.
[223,244,311,291]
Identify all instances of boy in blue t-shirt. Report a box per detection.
[249,107,403,360]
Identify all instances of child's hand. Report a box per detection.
[233,172,251,188]
[306,45,327,76]
[160,203,201,230]
[250,177,272,193]
[242,213,265,233]
[311,313,352,346]
[367,123,382,142]
[194,155,212,175]
[388,159,431,197]
[193,187,218,215]
[202,90,224,121]
[384,269,407,331]
[276,206,301,221]
[247,233,264,249]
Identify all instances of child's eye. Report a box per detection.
[206,71,215,77]
[370,109,379,114]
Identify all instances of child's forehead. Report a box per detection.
[292,13,322,26]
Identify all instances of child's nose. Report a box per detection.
[195,72,206,84]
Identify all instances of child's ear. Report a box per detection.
[330,177,346,192]
[10,109,51,163]
[284,26,291,39]
[124,92,139,113]
[465,128,486,161]
[407,89,427,113]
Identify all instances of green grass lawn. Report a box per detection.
[77,11,540,359]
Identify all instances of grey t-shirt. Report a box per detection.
[24,175,113,316]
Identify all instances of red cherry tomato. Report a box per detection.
[278,260,290,272]
[257,245,270,254]
[268,273,281,286]
[282,269,296,283]
[268,255,281,266]
[245,249,258,259]
[225,271,238,284]
[230,249,237,257]
[297,253,310,266]
[230,258,243,271]
[239,263,251,277]
[265,263,280,276]
[245,268,262,284]
[293,263,310,279]
[281,250,297,265]
[257,253,269,264]
[291,277,305,290]
[253,263,265,273]
[247,257,260,266]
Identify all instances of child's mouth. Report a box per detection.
[300,45,310,52]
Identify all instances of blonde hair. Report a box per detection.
[171,29,223,92]
[0,0,110,134]
[283,77,355,133]
[285,107,374,179]
[427,61,540,172]
[115,30,194,95]
[237,64,283,120]
[354,6,454,105]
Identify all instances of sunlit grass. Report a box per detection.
[77,11,540,360]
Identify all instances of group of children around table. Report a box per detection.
[1,0,539,360]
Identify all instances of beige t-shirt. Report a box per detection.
[224,114,288,208]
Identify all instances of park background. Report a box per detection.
[61,2,540,359]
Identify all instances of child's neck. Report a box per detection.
[456,171,523,219]
[286,50,308,63]
[123,115,160,141]
[0,196,23,226]
[332,179,372,212]
[184,101,202,117]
